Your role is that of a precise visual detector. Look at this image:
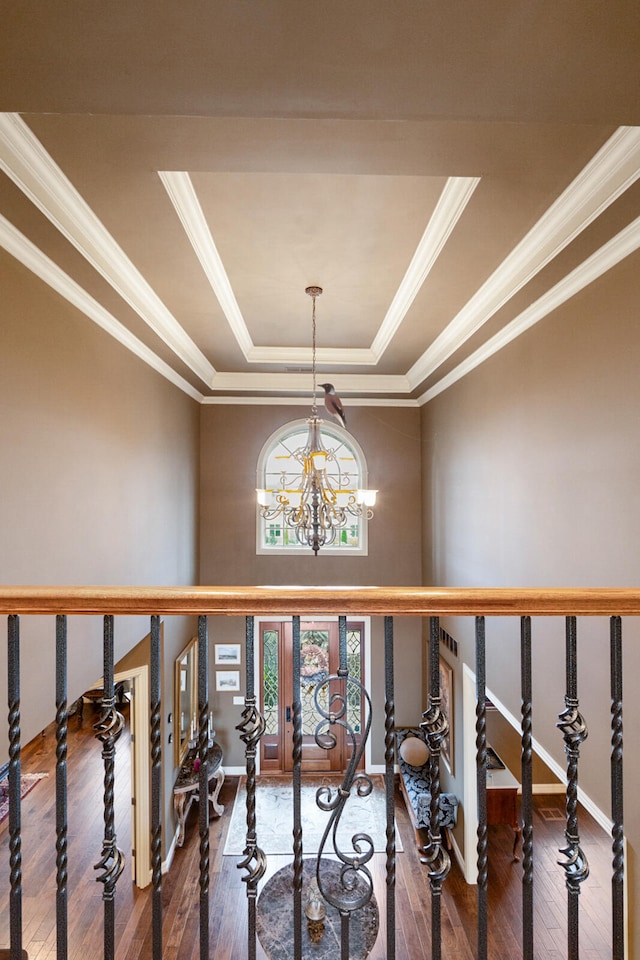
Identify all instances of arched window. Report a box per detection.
[256,418,372,555]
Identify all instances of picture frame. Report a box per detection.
[214,643,241,665]
[216,670,240,692]
[439,656,454,774]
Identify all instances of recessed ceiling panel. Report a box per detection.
[189,171,447,350]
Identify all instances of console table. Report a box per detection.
[173,741,224,847]
[487,763,521,859]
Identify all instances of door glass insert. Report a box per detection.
[300,629,330,736]
[263,629,279,735]
[346,627,363,734]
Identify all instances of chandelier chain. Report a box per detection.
[312,293,317,414]
[306,285,322,416]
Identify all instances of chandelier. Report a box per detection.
[256,286,377,556]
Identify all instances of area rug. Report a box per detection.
[224,775,402,856]
[0,772,48,824]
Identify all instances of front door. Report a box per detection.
[260,620,365,774]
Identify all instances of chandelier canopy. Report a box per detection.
[256,286,377,555]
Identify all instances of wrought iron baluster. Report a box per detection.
[384,615,396,960]
[8,614,23,960]
[557,616,589,960]
[93,615,125,960]
[55,614,68,960]
[150,615,162,960]
[520,616,533,960]
[338,614,352,960]
[292,615,303,960]
[313,674,374,960]
[475,616,488,960]
[309,616,374,960]
[610,616,624,960]
[420,615,451,960]
[197,615,210,960]
[236,616,266,960]
[337,614,347,673]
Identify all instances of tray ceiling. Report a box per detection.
[2,3,640,406]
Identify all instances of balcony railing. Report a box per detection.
[1,585,636,960]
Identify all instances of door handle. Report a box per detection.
[286,706,291,723]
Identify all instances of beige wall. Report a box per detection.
[420,250,640,949]
[199,404,424,765]
[0,252,200,841]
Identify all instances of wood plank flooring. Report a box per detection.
[0,711,615,959]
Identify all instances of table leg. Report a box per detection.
[512,824,522,861]
[174,793,188,847]
[208,767,225,817]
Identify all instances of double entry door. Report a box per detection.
[259,620,365,774]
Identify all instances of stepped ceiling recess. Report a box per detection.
[2,3,640,406]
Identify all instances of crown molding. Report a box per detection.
[0,214,205,402]
[370,176,480,358]
[208,371,410,393]
[0,113,216,386]
[161,169,478,367]
[418,214,640,405]
[202,395,419,407]
[408,126,640,390]
[159,170,254,359]
[244,345,376,365]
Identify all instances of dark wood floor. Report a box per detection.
[0,709,614,959]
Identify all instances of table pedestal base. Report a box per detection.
[257,859,379,960]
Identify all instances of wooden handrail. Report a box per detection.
[0,585,639,616]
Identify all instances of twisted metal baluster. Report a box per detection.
[556,616,589,960]
[93,615,125,960]
[420,616,451,960]
[292,615,303,960]
[313,618,374,960]
[520,616,534,960]
[236,616,266,960]
[150,615,162,960]
[475,616,488,960]
[384,616,396,960]
[610,616,624,960]
[197,615,210,960]
[55,614,69,960]
[8,614,23,960]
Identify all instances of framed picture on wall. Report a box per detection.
[439,656,454,774]
[216,670,240,692]
[215,643,241,665]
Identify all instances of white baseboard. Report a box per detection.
[163,828,179,874]
[449,828,465,876]
[485,685,613,835]
[224,765,247,777]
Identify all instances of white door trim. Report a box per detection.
[114,665,151,889]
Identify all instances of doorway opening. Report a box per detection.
[258,619,367,774]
